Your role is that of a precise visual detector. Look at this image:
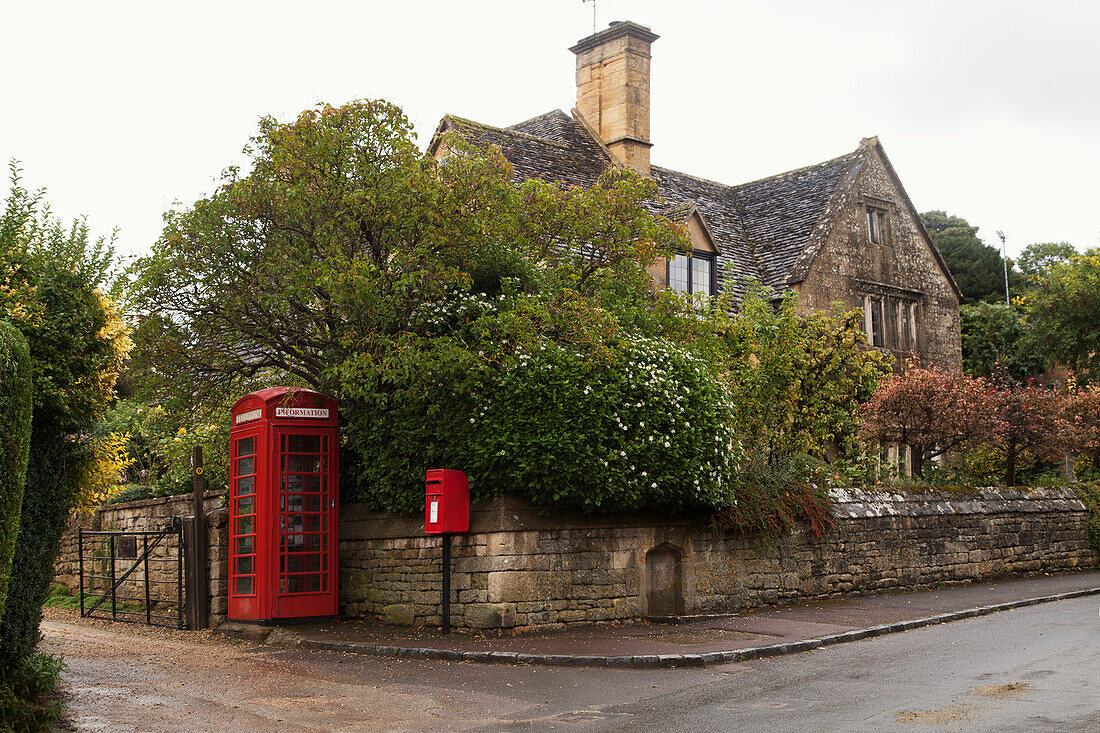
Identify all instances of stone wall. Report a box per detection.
[339,486,1095,629]
[55,492,229,625]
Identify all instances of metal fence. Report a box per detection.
[78,518,185,629]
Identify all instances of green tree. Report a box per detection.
[131,101,707,511]
[0,166,130,666]
[920,211,1025,304]
[0,321,32,623]
[959,301,1045,381]
[1020,249,1100,380]
[1016,241,1079,281]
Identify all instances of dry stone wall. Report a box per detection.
[55,492,229,625]
[339,487,1095,630]
[54,486,1096,631]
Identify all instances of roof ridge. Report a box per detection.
[651,164,738,193]
[506,109,570,132]
[445,114,571,150]
[731,147,866,190]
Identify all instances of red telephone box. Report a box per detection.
[228,387,339,621]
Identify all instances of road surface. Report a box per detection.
[44,595,1098,731]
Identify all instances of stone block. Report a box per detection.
[464,602,517,629]
[382,604,416,626]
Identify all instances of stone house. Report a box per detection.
[430,20,963,370]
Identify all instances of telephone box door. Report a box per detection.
[273,427,338,617]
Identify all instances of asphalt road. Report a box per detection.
[45,596,1098,732]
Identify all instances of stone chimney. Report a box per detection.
[570,21,659,176]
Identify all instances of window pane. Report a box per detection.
[236,456,254,477]
[235,536,253,555]
[288,435,322,453]
[236,437,255,457]
[886,300,899,348]
[287,455,321,473]
[870,298,884,347]
[901,304,911,351]
[867,210,883,244]
[236,556,253,576]
[286,575,322,594]
[235,497,254,516]
[286,554,323,573]
[236,476,254,496]
[282,494,323,513]
[283,474,321,493]
[237,516,253,536]
[235,576,253,595]
[668,254,689,292]
[691,256,712,295]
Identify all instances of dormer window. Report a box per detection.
[867,208,887,245]
[668,251,715,296]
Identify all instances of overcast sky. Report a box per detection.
[2,0,1097,264]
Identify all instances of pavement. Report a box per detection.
[218,571,1100,669]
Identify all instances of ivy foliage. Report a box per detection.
[0,321,32,623]
[721,286,890,461]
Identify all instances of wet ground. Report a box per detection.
[42,574,1100,731]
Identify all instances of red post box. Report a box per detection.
[228,387,339,621]
[425,469,469,534]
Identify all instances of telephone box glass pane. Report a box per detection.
[288,435,321,453]
[236,456,255,476]
[237,437,255,457]
[287,455,321,473]
[236,476,254,495]
[235,536,253,555]
[236,497,254,515]
[278,430,330,596]
[238,516,254,535]
[236,556,253,575]
[235,576,253,595]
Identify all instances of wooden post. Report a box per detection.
[184,446,209,630]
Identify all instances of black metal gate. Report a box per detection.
[78,519,185,629]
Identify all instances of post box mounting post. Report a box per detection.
[442,534,452,635]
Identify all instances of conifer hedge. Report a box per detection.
[0,321,32,623]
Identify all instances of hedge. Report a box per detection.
[0,321,32,624]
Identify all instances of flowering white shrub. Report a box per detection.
[460,335,739,512]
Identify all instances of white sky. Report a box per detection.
[2,0,1098,263]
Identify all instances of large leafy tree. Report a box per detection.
[1019,249,1100,379]
[131,100,708,510]
[1016,241,1079,281]
[920,211,1025,304]
[959,301,1045,381]
[0,167,130,665]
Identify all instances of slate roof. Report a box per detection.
[432,109,868,302]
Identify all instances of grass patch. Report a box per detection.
[0,652,65,732]
[43,584,146,614]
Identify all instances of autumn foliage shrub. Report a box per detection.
[859,361,999,477]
